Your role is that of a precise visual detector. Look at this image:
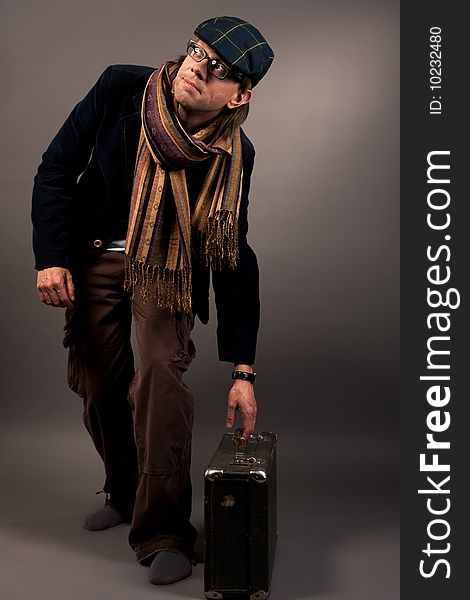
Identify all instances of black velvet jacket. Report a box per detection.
[31,64,260,365]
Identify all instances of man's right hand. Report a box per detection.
[37,267,75,308]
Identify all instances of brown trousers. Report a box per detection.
[64,251,197,563]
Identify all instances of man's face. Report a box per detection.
[172,38,250,122]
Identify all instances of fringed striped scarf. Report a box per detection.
[124,62,244,313]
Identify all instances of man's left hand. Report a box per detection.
[226,371,257,441]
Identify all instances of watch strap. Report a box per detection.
[232,370,256,383]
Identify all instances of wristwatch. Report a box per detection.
[232,370,256,383]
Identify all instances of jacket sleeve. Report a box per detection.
[31,67,112,270]
[212,142,260,365]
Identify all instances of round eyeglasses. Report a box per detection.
[186,40,242,82]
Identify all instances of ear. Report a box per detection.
[226,88,252,110]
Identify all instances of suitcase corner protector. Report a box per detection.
[251,590,270,600]
[205,468,224,480]
[205,591,223,599]
[250,468,268,482]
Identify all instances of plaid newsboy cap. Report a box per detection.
[194,16,274,86]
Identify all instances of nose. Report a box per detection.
[191,58,208,80]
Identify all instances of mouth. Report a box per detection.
[182,78,200,93]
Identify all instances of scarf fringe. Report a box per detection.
[124,256,192,313]
[200,211,239,270]
[124,211,239,313]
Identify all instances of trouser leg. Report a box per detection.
[64,252,138,516]
[128,289,198,564]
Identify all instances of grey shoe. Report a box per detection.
[83,504,128,531]
[83,491,131,531]
[148,550,192,585]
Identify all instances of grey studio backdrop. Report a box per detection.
[1,1,399,599]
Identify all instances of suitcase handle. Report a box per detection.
[232,428,267,450]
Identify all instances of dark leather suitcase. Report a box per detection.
[204,429,278,599]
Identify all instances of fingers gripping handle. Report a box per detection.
[232,427,248,450]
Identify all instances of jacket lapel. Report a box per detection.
[120,91,143,195]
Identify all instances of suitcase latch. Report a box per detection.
[230,456,264,466]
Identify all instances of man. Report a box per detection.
[31,16,273,585]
